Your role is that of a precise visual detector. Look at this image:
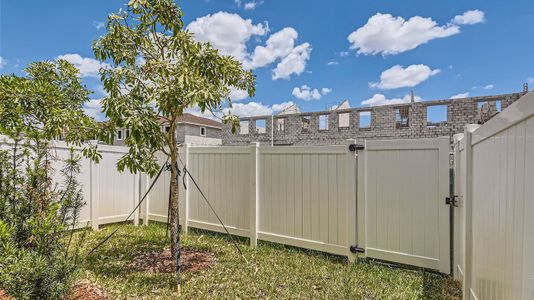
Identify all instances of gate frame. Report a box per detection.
[356,137,451,274]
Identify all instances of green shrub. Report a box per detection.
[0,138,87,299]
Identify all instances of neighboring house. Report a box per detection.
[114,113,222,146]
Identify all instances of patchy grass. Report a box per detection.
[77,223,461,299]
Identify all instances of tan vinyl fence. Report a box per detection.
[145,137,451,271]
[454,91,534,300]
[144,142,359,257]
[356,137,451,273]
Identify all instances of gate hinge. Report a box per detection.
[349,144,365,152]
[445,195,459,207]
[349,245,365,254]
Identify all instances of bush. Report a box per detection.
[0,138,87,299]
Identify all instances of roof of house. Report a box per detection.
[175,113,222,128]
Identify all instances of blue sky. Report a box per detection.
[1,0,533,120]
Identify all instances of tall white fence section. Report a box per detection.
[357,137,450,273]
[0,140,141,230]
[455,92,534,300]
[52,142,141,229]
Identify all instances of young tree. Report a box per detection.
[92,0,255,292]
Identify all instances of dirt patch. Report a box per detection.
[69,280,108,300]
[0,289,14,300]
[132,248,217,273]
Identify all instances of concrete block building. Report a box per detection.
[222,92,526,146]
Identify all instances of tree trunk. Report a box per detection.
[170,150,180,261]
[168,119,181,294]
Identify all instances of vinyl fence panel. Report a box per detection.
[186,146,252,237]
[462,91,534,300]
[358,137,450,273]
[93,145,140,226]
[257,144,356,256]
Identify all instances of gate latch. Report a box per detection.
[349,245,365,254]
[349,144,365,152]
[445,195,459,207]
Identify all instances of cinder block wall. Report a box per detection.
[222,93,523,146]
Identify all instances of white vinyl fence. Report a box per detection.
[454,92,534,300]
[0,139,141,230]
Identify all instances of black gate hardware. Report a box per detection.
[349,144,365,152]
[349,245,365,254]
[445,195,459,207]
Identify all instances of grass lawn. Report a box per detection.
[78,223,461,299]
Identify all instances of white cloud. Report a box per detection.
[451,10,485,25]
[187,12,268,64]
[84,99,105,121]
[327,61,339,66]
[527,77,534,84]
[184,107,223,121]
[292,85,321,101]
[244,1,263,10]
[450,92,470,99]
[347,13,460,56]
[272,43,312,80]
[361,93,421,106]
[56,54,108,78]
[234,0,242,7]
[370,64,440,89]
[483,84,494,90]
[249,27,298,69]
[0,56,6,69]
[339,51,350,57]
[229,88,249,101]
[188,13,312,80]
[93,21,105,30]
[292,85,331,101]
[223,101,296,117]
[224,102,272,117]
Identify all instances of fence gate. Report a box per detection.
[356,137,450,273]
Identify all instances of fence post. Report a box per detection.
[90,160,100,230]
[133,173,140,226]
[143,173,150,226]
[249,142,260,248]
[346,139,358,263]
[183,144,190,234]
[463,124,478,300]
